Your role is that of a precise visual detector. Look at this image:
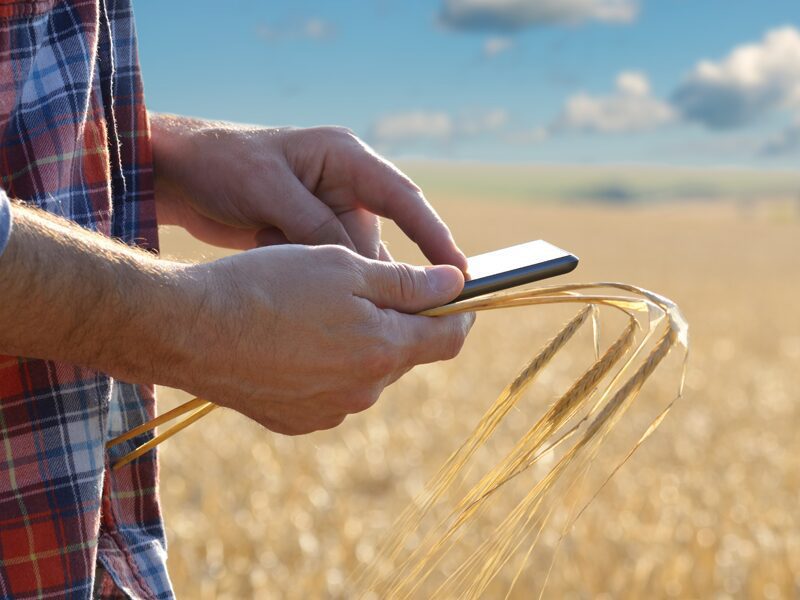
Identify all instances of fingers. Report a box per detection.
[255,216,392,262]
[244,128,464,266]
[357,259,465,313]
[378,242,394,262]
[255,206,385,259]
[251,219,387,261]
[336,208,382,259]
[355,256,475,381]
[254,226,290,247]
[176,217,263,250]
[269,176,357,251]
[401,311,476,366]
[378,310,475,375]
[343,144,468,271]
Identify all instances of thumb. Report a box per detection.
[360,261,465,313]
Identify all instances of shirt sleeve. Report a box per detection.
[0,189,11,258]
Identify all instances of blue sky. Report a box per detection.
[134,1,800,167]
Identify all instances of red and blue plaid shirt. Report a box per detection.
[0,1,172,598]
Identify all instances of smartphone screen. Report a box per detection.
[454,240,578,302]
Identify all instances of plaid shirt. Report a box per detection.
[0,1,172,598]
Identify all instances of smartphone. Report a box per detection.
[454,240,579,302]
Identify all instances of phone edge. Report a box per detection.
[452,254,579,303]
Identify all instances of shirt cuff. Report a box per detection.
[0,190,11,258]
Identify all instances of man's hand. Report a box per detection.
[150,115,468,270]
[176,245,473,434]
[0,205,473,435]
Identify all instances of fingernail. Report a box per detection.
[427,266,462,294]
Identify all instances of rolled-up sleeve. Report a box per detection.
[0,190,11,257]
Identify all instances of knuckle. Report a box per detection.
[363,346,396,378]
[315,125,356,142]
[398,173,423,195]
[316,243,355,268]
[389,263,419,304]
[332,125,357,139]
[376,156,423,194]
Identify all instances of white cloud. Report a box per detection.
[673,26,800,129]
[370,109,509,146]
[371,111,455,144]
[439,0,638,32]
[616,71,650,96]
[483,36,513,57]
[552,71,675,134]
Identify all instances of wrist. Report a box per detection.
[98,258,202,387]
[141,258,258,404]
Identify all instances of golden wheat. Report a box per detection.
[151,199,799,598]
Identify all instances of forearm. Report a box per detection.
[0,202,194,383]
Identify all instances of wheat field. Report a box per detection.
[154,173,800,599]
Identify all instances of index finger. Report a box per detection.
[349,145,469,272]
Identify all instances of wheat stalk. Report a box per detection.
[355,283,687,598]
[106,282,688,598]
